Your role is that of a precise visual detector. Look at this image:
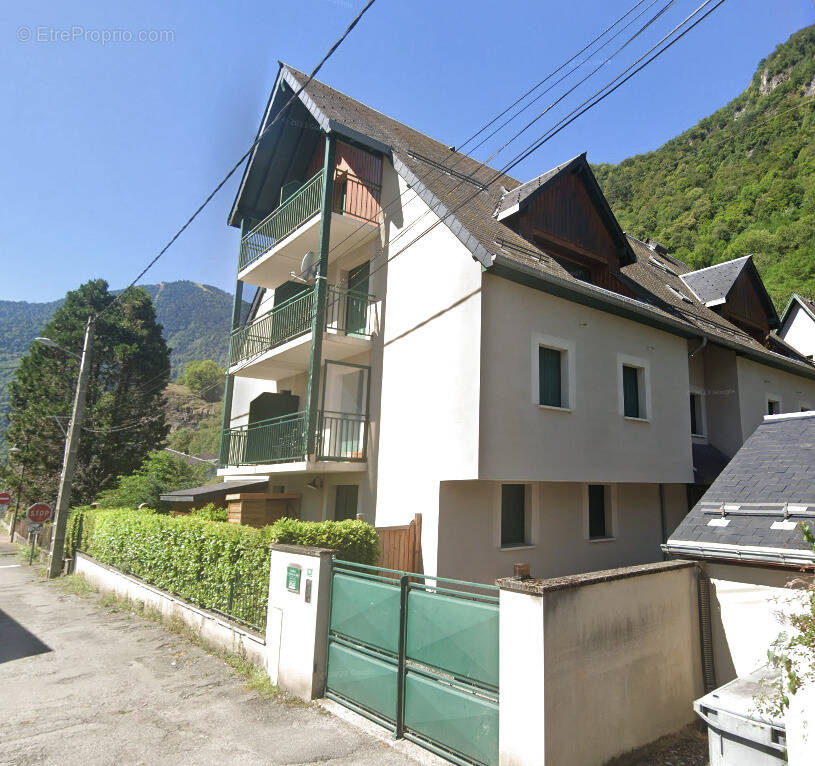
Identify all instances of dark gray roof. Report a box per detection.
[160,479,268,503]
[495,153,585,218]
[680,256,751,305]
[667,413,815,563]
[231,66,815,381]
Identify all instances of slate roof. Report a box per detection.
[666,413,815,564]
[680,256,751,306]
[495,153,585,218]
[692,442,731,486]
[233,65,815,381]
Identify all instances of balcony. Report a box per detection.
[238,170,381,288]
[219,410,368,471]
[229,285,377,380]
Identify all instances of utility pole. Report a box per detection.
[47,316,94,578]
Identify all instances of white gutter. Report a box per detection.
[663,539,815,568]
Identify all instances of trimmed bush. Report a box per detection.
[269,518,379,565]
[190,503,228,522]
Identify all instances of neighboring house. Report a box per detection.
[665,411,815,684]
[779,292,815,361]
[216,64,815,583]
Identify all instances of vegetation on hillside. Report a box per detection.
[180,359,225,402]
[1,280,170,506]
[594,25,815,308]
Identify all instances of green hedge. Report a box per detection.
[268,518,379,564]
[65,508,379,628]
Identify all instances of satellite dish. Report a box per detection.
[301,251,318,283]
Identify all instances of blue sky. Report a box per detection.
[1,0,813,303]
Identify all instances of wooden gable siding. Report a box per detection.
[305,138,383,223]
[516,171,620,268]
[717,270,771,342]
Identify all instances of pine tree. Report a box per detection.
[1,280,171,506]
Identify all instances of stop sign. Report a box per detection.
[0,492,10,507]
[27,503,52,524]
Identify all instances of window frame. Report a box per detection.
[617,354,651,422]
[689,387,707,439]
[531,333,575,412]
[583,483,617,542]
[766,394,782,416]
[494,482,537,550]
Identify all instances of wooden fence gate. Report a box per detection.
[375,513,421,573]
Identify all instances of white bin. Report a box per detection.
[694,666,786,766]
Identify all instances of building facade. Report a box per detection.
[217,65,815,583]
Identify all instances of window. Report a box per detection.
[587,484,613,540]
[689,392,705,436]
[335,485,359,521]
[539,347,563,407]
[623,365,641,418]
[767,397,781,416]
[501,484,526,547]
[532,334,574,410]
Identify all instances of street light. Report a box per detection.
[34,337,81,359]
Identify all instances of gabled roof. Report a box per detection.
[160,479,268,503]
[781,292,815,328]
[666,412,815,567]
[494,152,634,264]
[680,255,780,328]
[230,67,815,380]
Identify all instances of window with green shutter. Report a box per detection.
[588,484,608,539]
[622,365,640,418]
[501,484,526,547]
[539,346,562,407]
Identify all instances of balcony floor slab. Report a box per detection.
[218,459,366,477]
[238,212,378,289]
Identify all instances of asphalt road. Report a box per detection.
[0,539,420,766]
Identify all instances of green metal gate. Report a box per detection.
[325,560,499,766]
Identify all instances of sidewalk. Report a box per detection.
[0,536,421,766]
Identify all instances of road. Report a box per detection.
[0,537,420,766]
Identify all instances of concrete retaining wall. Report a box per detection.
[75,553,266,667]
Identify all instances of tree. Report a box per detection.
[180,360,224,402]
[96,451,209,509]
[0,280,171,507]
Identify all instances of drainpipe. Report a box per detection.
[304,133,336,458]
[658,483,668,560]
[689,336,708,358]
[697,568,717,692]
[219,220,247,467]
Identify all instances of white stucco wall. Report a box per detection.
[736,356,815,441]
[700,343,743,457]
[479,274,694,484]
[779,302,815,360]
[436,480,685,584]
[374,168,484,574]
[705,562,812,683]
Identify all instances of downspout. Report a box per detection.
[219,220,247,467]
[697,568,716,693]
[304,133,336,458]
[658,483,667,560]
[689,336,708,358]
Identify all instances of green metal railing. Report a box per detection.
[229,289,315,367]
[229,285,376,369]
[238,171,382,272]
[239,170,323,271]
[219,410,368,467]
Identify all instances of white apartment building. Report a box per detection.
[216,64,815,583]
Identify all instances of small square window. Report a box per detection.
[622,365,642,418]
[501,484,526,547]
[588,484,609,539]
[539,346,564,407]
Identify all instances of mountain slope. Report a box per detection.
[593,24,815,308]
[0,280,240,456]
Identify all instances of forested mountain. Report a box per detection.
[0,281,240,456]
[593,24,815,308]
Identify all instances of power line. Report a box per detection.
[95,0,379,321]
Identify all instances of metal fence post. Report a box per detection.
[394,574,409,739]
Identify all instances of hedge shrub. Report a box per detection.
[269,518,379,564]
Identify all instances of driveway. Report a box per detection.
[0,542,420,766]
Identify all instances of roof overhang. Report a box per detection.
[781,292,815,329]
[664,539,815,569]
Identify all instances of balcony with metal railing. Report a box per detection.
[238,170,382,288]
[219,409,368,470]
[228,284,378,380]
